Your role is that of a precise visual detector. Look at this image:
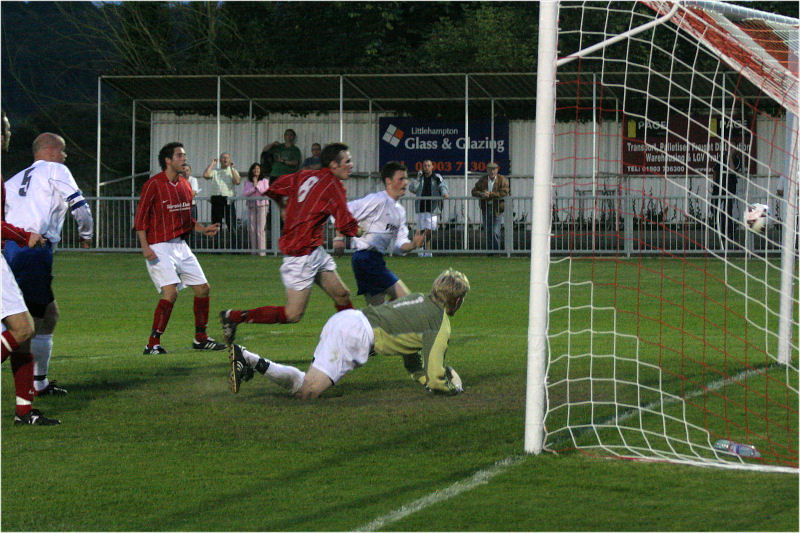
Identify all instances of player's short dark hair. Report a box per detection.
[158,142,184,170]
[381,161,407,183]
[321,143,349,168]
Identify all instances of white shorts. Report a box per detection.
[416,213,439,231]
[145,238,208,292]
[280,246,337,291]
[310,310,375,384]
[1,255,28,320]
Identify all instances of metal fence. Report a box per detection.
[62,194,786,256]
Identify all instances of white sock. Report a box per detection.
[241,346,262,368]
[265,361,305,393]
[240,346,304,393]
[32,334,53,391]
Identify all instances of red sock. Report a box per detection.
[335,301,354,312]
[1,330,20,363]
[148,299,174,347]
[193,296,210,341]
[10,352,33,417]
[245,306,287,324]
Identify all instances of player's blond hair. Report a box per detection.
[431,268,470,308]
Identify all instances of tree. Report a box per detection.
[421,3,538,71]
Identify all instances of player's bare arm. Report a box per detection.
[400,230,427,252]
[136,230,156,260]
[332,230,346,256]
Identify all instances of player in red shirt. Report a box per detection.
[135,142,226,355]
[1,110,59,424]
[220,142,359,345]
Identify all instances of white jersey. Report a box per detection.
[4,160,93,243]
[347,190,410,255]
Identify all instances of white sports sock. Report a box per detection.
[241,346,262,368]
[31,334,53,391]
[240,346,304,393]
[265,361,305,393]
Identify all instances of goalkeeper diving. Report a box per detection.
[227,268,470,399]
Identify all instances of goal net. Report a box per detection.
[529,0,799,473]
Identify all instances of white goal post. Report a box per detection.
[526,0,799,473]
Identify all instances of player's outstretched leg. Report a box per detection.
[228,343,254,393]
[220,309,239,346]
[228,344,304,395]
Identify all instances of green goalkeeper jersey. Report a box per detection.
[361,293,460,394]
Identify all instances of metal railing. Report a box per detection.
[62,194,787,256]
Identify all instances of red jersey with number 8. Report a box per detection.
[266,168,358,256]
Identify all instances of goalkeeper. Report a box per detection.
[227,268,470,399]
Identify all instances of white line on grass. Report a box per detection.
[356,364,773,531]
[355,455,526,532]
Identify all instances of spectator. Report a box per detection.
[267,128,302,183]
[302,142,322,170]
[202,152,241,245]
[710,150,740,242]
[243,162,269,256]
[471,161,510,252]
[408,159,449,257]
[259,144,273,177]
[180,163,201,247]
[180,163,200,220]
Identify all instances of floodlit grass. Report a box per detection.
[1,252,797,531]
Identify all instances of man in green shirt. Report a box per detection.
[266,128,302,183]
[227,269,470,399]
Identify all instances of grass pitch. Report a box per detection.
[2,252,797,531]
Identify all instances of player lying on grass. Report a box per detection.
[227,268,470,399]
[336,161,426,306]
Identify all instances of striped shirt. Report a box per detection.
[266,168,358,256]
[134,172,195,244]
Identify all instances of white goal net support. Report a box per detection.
[526,0,799,473]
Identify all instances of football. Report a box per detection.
[744,203,769,233]
[445,365,463,392]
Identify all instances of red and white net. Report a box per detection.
[544,0,798,472]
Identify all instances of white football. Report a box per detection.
[445,365,463,392]
[744,203,769,233]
